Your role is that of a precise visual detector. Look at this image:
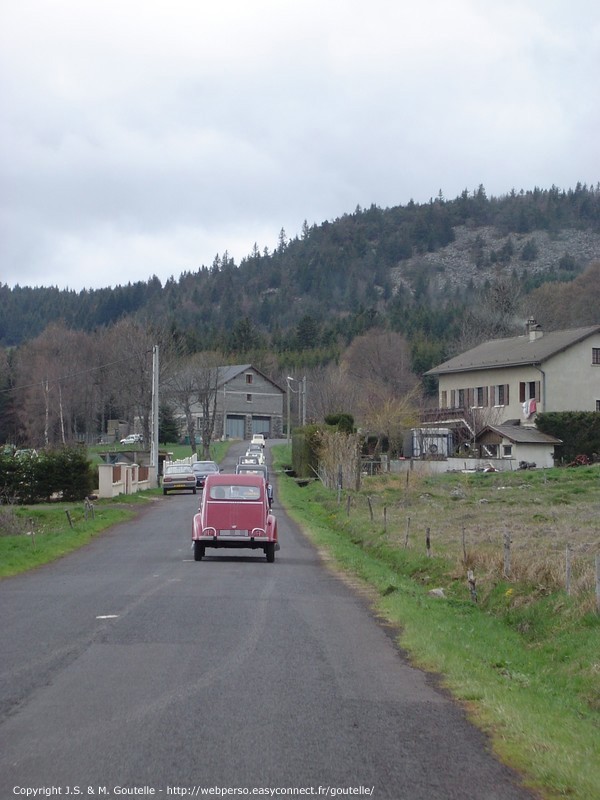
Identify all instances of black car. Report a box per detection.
[192,460,220,488]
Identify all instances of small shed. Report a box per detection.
[475,424,562,468]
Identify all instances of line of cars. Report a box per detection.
[161,435,278,563]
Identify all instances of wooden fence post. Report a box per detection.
[346,494,351,517]
[367,496,374,522]
[65,510,74,529]
[404,516,411,548]
[565,545,572,595]
[426,527,431,558]
[462,527,467,564]
[467,569,477,603]
[383,505,387,533]
[503,530,511,578]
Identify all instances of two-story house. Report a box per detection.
[421,320,600,466]
[190,364,285,441]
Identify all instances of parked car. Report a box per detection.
[162,463,197,495]
[192,473,278,562]
[192,460,220,488]
[120,433,143,445]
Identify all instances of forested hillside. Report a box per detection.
[2,184,600,354]
[1,184,599,448]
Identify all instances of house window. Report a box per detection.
[593,348,600,365]
[502,444,512,457]
[246,393,252,402]
[246,373,253,384]
[441,390,447,409]
[519,381,540,402]
[476,386,487,407]
[597,400,600,412]
[491,384,509,406]
[458,389,465,408]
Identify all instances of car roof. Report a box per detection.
[236,464,267,474]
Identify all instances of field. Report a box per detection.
[353,465,600,612]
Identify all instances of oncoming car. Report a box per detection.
[192,473,278,562]
[162,463,197,495]
[192,460,220,489]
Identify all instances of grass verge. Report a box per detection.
[271,446,600,800]
[0,492,157,578]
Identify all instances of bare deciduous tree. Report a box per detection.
[303,364,359,423]
[341,329,419,406]
[361,387,421,464]
[164,351,222,456]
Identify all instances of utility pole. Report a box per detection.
[301,376,307,426]
[151,345,160,484]
[286,378,291,446]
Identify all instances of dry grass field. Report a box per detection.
[344,464,600,614]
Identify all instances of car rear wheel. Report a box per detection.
[193,541,205,561]
[265,542,275,563]
[163,488,168,495]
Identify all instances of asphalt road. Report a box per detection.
[0,442,537,799]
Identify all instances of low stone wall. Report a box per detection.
[97,462,158,498]
[390,457,518,475]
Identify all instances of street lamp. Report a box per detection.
[286,375,307,444]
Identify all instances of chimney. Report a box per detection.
[526,317,543,341]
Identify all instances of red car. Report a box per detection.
[192,473,278,562]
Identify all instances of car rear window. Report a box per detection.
[209,484,261,500]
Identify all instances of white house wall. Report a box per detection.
[437,332,600,423]
[542,334,600,412]
[437,366,541,423]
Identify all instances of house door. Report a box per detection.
[225,415,245,439]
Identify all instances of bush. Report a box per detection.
[536,411,600,463]
[0,446,94,504]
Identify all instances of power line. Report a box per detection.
[0,350,153,395]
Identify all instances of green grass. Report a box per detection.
[271,446,600,800]
[0,498,148,578]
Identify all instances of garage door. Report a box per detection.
[252,416,271,436]
[226,415,245,439]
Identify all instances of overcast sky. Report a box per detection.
[1,0,599,291]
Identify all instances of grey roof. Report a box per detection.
[480,424,562,445]
[426,325,600,376]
